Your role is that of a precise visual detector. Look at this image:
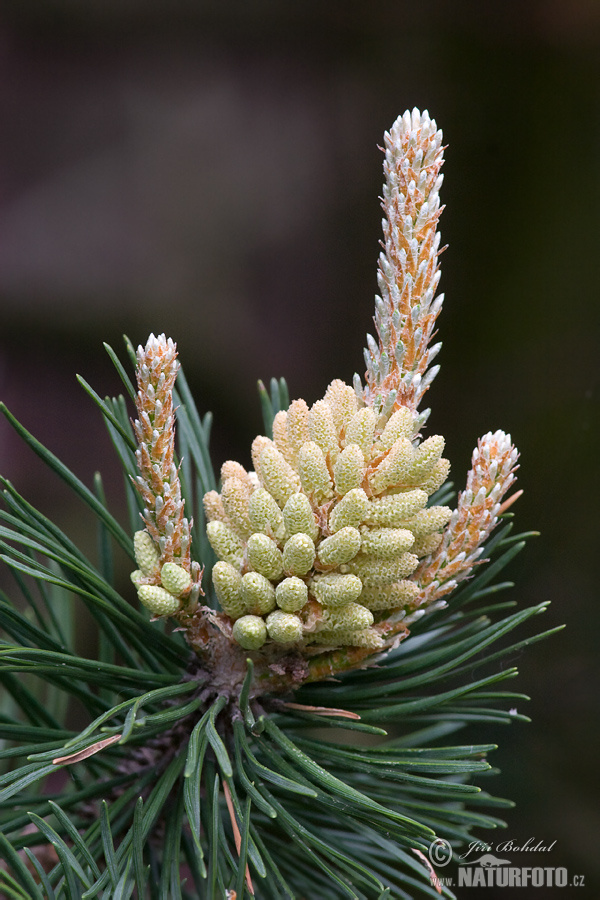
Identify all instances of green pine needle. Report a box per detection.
[0,349,555,898]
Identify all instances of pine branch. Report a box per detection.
[0,110,558,899]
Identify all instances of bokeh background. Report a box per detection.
[0,2,598,897]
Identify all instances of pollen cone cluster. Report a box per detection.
[128,109,522,664]
[204,383,452,651]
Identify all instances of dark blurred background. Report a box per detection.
[0,1,598,896]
